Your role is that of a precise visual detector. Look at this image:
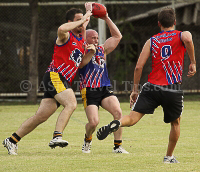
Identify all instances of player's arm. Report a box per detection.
[57,11,92,45]
[82,17,90,40]
[79,44,96,69]
[130,39,151,107]
[181,31,196,77]
[101,14,122,55]
[82,2,93,39]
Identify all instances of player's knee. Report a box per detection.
[113,109,122,120]
[63,99,77,111]
[34,114,49,124]
[171,117,180,126]
[71,100,77,111]
[90,122,98,129]
[90,119,99,129]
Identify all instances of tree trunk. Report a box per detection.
[27,0,39,104]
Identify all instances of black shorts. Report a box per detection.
[132,82,183,123]
[81,86,114,108]
[42,72,71,107]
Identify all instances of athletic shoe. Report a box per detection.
[96,120,120,140]
[2,138,18,155]
[163,155,180,163]
[49,137,68,149]
[113,146,129,154]
[82,140,92,153]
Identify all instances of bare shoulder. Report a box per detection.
[182,31,192,35]
[181,31,192,42]
[143,39,150,49]
[146,39,151,45]
[56,31,70,45]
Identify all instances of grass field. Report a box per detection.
[0,100,200,172]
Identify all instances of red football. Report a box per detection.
[92,3,107,18]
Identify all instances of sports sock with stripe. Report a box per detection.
[53,131,62,139]
[85,134,92,142]
[114,140,122,150]
[9,133,21,144]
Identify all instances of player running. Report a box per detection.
[96,7,196,163]
[2,5,95,155]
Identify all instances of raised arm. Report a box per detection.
[57,11,92,45]
[181,31,196,77]
[101,14,122,55]
[82,2,93,39]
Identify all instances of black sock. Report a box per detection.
[9,133,21,144]
[114,140,122,149]
[53,131,62,139]
[85,134,92,142]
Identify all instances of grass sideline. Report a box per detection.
[0,101,199,172]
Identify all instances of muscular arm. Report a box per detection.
[133,39,151,92]
[82,2,93,39]
[181,31,196,77]
[57,11,92,45]
[102,15,122,55]
[130,39,151,106]
[82,17,90,40]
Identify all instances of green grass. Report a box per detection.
[0,101,200,172]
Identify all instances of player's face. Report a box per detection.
[73,13,84,33]
[87,32,99,47]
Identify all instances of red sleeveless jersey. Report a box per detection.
[148,30,186,85]
[46,31,85,84]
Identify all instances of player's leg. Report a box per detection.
[82,105,99,153]
[163,117,180,163]
[2,98,58,155]
[54,88,77,132]
[120,111,145,127]
[85,105,99,138]
[97,83,157,140]
[49,88,77,148]
[97,110,144,140]
[101,95,122,140]
[16,98,58,138]
[101,95,129,153]
[167,117,180,156]
[43,72,76,148]
[162,84,183,163]
[81,87,101,153]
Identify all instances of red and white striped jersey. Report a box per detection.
[148,30,186,85]
[46,31,85,85]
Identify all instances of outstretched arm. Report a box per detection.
[130,39,151,107]
[181,31,196,77]
[82,2,93,39]
[57,11,92,45]
[101,14,122,55]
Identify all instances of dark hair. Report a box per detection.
[66,8,83,22]
[158,7,176,28]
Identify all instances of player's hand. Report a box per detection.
[86,44,96,53]
[187,63,196,77]
[99,12,108,20]
[130,91,138,108]
[85,2,94,12]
